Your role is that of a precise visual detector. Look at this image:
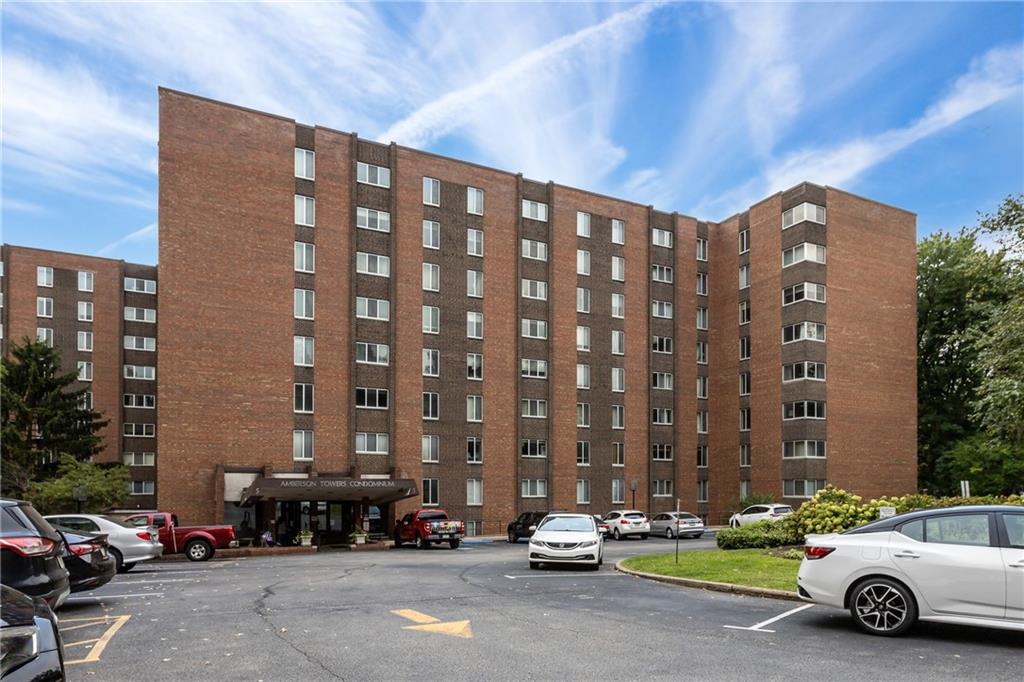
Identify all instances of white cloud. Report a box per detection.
[2,198,46,214]
[96,222,158,258]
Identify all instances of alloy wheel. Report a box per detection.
[854,583,909,633]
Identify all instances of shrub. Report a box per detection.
[716,520,801,550]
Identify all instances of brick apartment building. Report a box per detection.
[2,87,917,539]
[0,245,158,509]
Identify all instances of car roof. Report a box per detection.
[844,505,1023,535]
[544,513,594,519]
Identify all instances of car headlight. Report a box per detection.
[1,625,39,677]
[529,537,544,546]
[579,540,597,548]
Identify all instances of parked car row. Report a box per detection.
[508,510,706,543]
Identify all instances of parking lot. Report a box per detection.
[60,536,1022,681]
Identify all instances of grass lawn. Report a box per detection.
[621,549,800,592]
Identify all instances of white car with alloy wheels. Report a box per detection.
[728,504,793,528]
[603,510,650,540]
[528,514,603,570]
[651,512,705,539]
[798,505,1024,636]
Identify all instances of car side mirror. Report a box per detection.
[528,525,537,532]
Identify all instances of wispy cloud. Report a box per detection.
[96,222,157,258]
[2,198,47,215]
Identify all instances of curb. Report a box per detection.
[613,560,802,602]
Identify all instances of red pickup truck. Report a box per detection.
[393,509,466,549]
[123,512,237,562]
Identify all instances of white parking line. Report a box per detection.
[66,592,165,602]
[111,578,201,584]
[504,573,619,579]
[723,603,814,633]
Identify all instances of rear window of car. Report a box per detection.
[677,513,698,520]
[775,507,794,514]
[0,503,57,536]
[418,511,448,521]
[624,512,645,519]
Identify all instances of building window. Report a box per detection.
[422,435,439,463]
[739,336,751,360]
[295,195,315,226]
[356,342,389,366]
[783,401,827,420]
[124,365,156,380]
[357,161,390,188]
[697,272,708,295]
[78,301,93,322]
[467,229,484,257]
[611,405,625,430]
[295,148,315,180]
[653,372,674,391]
[124,277,156,294]
[293,336,314,367]
[696,375,707,398]
[612,367,625,393]
[783,361,826,382]
[783,242,827,267]
[782,202,826,229]
[739,264,751,289]
[576,287,591,313]
[576,326,591,351]
[356,252,390,277]
[37,266,53,287]
[783,282,827,305]
[739,371,751,396]
[652,228,673,248]
[652,444,673,461]
[613,443,625,467]
[739,229,750,254]
[467,438,482,464]
[466,479,483,506]
[467,187,484,215]
[467,270,484,299]
[740,408,751,431]
[36,328,53,346]
[466,521,482,537]
[466,353,483,380]
[784,440,827,458]
[423,177,441,206]
[356,296,390,321]
[521,358,548,379]
[577,364,591,390]
[355,387,389,410]
[611,330,625,355]
[612,479,625,504]
[423,221,440,250]
[124,306,156,323]
[576,249,591,276]
[696,307,708,330]
[611,219,625,245]
[696,445,708,468]
[130,481,155,496]
[422,348,439,377]
[576,479,591,504]
[521,479,548,498]
[697,411,708,434]
[294,289,314,320]
[696,237,708,261]
[356,206,391,233]
[523,279,548,301]
[294,384,314,413]
[696,341,707,364]
[611,293,625,319]
[783,321,827,344]
[521,439,547,458]
[521,200,548,222]
[652,264,673,284]
[77,361,93,382]
[422,306,440,334]
[740,444,752,467]
[652,336,673,354]
[577,402,590,428]
[355,432,389,455]
[784,479,827,498]
[653,480,673,497]
[123,393,156,409]
[422,392,439,420]
[652,408,673,425]
[521,318,547,339]
[612,256,625,281]
[36,297,53,318]
[77,271,94,292]
[577,212,591,238]
[697,480,708,503]
[423,479,439,506]
[576,441,591,466]
[422,263,440,292]
[294,242,315,273]
[522,238,547,261]
[739,301,751,325]
[521,399,548,418]
[466,395,483,423]
[467,311,483,339]
[124,452,156,467]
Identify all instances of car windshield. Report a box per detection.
[538,516,595,532]
[624,512,645,520]
[418,512,449,521]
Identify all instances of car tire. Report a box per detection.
[110,547,125,573]
[449,539,460,550]
[665,527,674,539]
[122,562,136,572]
[613,528,622,541]
[598,553,603,566]
[507,530,517,544]
[416,534,430,550]
[849,577,918,637]
[529,561,540,570]
[185,539,212,562]
[589,562,600,571]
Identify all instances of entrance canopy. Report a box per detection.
[239,477,418,506]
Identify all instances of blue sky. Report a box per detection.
[2,2,1021,265]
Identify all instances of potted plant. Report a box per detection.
[348,527,368,545]
[294,530,314,547]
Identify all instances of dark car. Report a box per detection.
[0,499,70,609]
[507,510,567,543]
[0,585,64,681]
[54,527,117,593]
[592,515,610,535]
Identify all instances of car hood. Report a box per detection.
[531,530,599,543]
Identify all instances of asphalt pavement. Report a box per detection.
[59,535,1022,681]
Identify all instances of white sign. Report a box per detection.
[879,506,897,519]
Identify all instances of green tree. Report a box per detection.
[1,339,109,496]
[972,295,1024,447]
[25,455,130,514]
[936,435,1024,496]
[972,193,1024,258]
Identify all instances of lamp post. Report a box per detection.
[630,479,637,509]
[73,484,87,513]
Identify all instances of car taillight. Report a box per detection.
[69,543,94,556]
[137,531,153,541]
[0,536,56,557]
[620,519,630,525]
[804,546,836,560]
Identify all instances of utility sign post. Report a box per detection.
[960,480,971,497]
[675,498,681,564]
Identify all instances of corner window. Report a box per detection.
[295,195,315,226]
[467,187,484,215]
[423,177,441,206]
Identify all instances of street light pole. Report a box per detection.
[73,484,87,513]
[675,497,681,564]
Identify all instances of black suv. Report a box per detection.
[507,510,566,543]
[0,499,71,609]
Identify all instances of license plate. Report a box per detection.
[440,534,451,539]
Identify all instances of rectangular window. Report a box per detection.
[784,440,827,459]
[784,479,827,498]
[610,219,625,245]
[467,270,484,298]
[696,307,708,330]
[697,480,708,503]
[422,392,439,419]
[466,395,483,423]
[521,358,548,379]
[356,342,389,366]
[783,282,827,305]
[577,212,591,238]
[466,479,483,506]
[355,387,389,410]
[422,348,439,377]
[652,408,673,425]
[653,372,674,390]
[467,187,484,215]
[653,336,674,354]
[697,272,708,295]
[466,437,482,464]
[124,365,156,380]
[783,401,827,420]
[741,444,752,467]
[37,266,53,287]
[576,441,591,466]
[78,301,93,322]
[612,479,625,504]
[295,195,315,226]
[652,264,673,283]
[611,256,625,281]
[295,148,315,180]
[292,336,314,367]
[123,393,156,409]
[739,264,751,289]
[611,293,625,319]
[697,445,708,468]
[576,402,590,428]
[782,202,826,229]
[36,297,53,318]
[423,177,441,206]
[422,263,440,292]
[124,306,157,323]
[521,399,548,418]
[739,300,751,325]
[576,479,591,505]
[294,290,314,320]
[611,367,625,393]
[357,207,391,233]
[77,361,93,382]
[422,306,440,334]
[783,242,827,267]
[652,228,673,248]
[521,439,548,458]
[521,200,548,222]
[611,405,625,430]
[124,277,157,294]
[739,336,751,360]
[696,341,707,364]
[294,383,314,413]
[740,408,751,432]
[611,330,625,355]
[423,220,440,249]
[522,238,548,261]
[422,435,439,463]
[577,287,591,313]
[466,353,483,380]
[696,375,708,398]
[782,321,827,344]
[423,479,439,506]
[696,237,708,261]
[36,327,53,346]
[576,249,591,276]
[653,480,673,497]
[356,296,390,321]
[467,311,483,339]
[613,442,625,467]
[356,252,390,277]
[355,432,389,455]
[739,229,750,254]
[739,371,751,395]
[124,452,156,466]
[521,479,548,498]
[357,161,390,188]
[521,318,548,339]
[523,279,548,301]
[295,242,315,273]
[576,326,591,351]
[77,331,93,352]
[652,444,673,461]
[783,361,827,382]
[467,229,484,257]
[130,481,155,496]
[697,411,708,434]
[78,271,94,292]
[576,364,591,390]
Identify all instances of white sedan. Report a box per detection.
[528,513,603,570]
[728,504,793,528]
[798,505,1024,636]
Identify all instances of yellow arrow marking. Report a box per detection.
[391,609,473,639]
[390,609,440,624]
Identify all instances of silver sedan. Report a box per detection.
[650,512,705,539]
[46,513,163,572]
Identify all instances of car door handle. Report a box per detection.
[1009,562,1024,568]
[893,551,920,559]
